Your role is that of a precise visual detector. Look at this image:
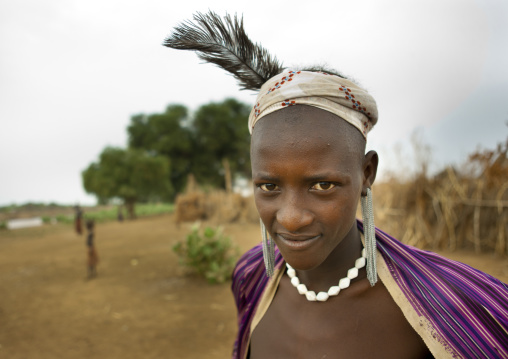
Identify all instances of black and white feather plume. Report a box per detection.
[163,11,284,91]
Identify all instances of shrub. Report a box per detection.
[173,224,239,284]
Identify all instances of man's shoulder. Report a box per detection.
[233,243,265,283]
[231,243,272,306]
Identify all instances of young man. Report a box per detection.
[85,219,99,278]
[244,90,430,359]
[164,11,508,359]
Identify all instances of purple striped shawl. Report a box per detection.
[231,220,508,359]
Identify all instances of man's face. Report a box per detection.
[251,105,366,271]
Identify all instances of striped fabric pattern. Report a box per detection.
[369,223,508,358]
[231,221,508,359]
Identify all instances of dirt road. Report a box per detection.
[1,215,507,358]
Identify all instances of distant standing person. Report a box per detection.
[117,205,124,222]
[74,205,83,235]
[85,219,99,278]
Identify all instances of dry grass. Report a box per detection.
[373,138,508,254]
[174,174,258,226]
[175,190,258,225]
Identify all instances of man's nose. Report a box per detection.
[275,192,313,233]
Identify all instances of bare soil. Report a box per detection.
[0,214,507,359]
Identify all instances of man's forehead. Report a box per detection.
[251,105,364,145]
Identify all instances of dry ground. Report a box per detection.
[1,214,507,359]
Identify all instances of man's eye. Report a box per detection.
[260,183,278,192]
[311,182,335,191]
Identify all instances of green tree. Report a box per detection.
[128,104,193,194]
[192,98,251,188]
[82,147,173,218]
[127,99,251,194]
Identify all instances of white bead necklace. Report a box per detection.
[286,249,367,302]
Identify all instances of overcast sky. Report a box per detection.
[0,0,507,206]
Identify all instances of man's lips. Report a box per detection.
[277,233,320,241]
[276,233,321,250]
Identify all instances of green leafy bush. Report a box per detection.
[173,224,239,284]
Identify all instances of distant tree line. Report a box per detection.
[82,98,251,215]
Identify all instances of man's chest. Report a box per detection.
[249,277,431,359]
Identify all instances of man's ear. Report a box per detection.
[361,151,378,196]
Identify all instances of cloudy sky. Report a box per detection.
[0,0,506,206]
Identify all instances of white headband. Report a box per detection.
[248,70,378,138]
